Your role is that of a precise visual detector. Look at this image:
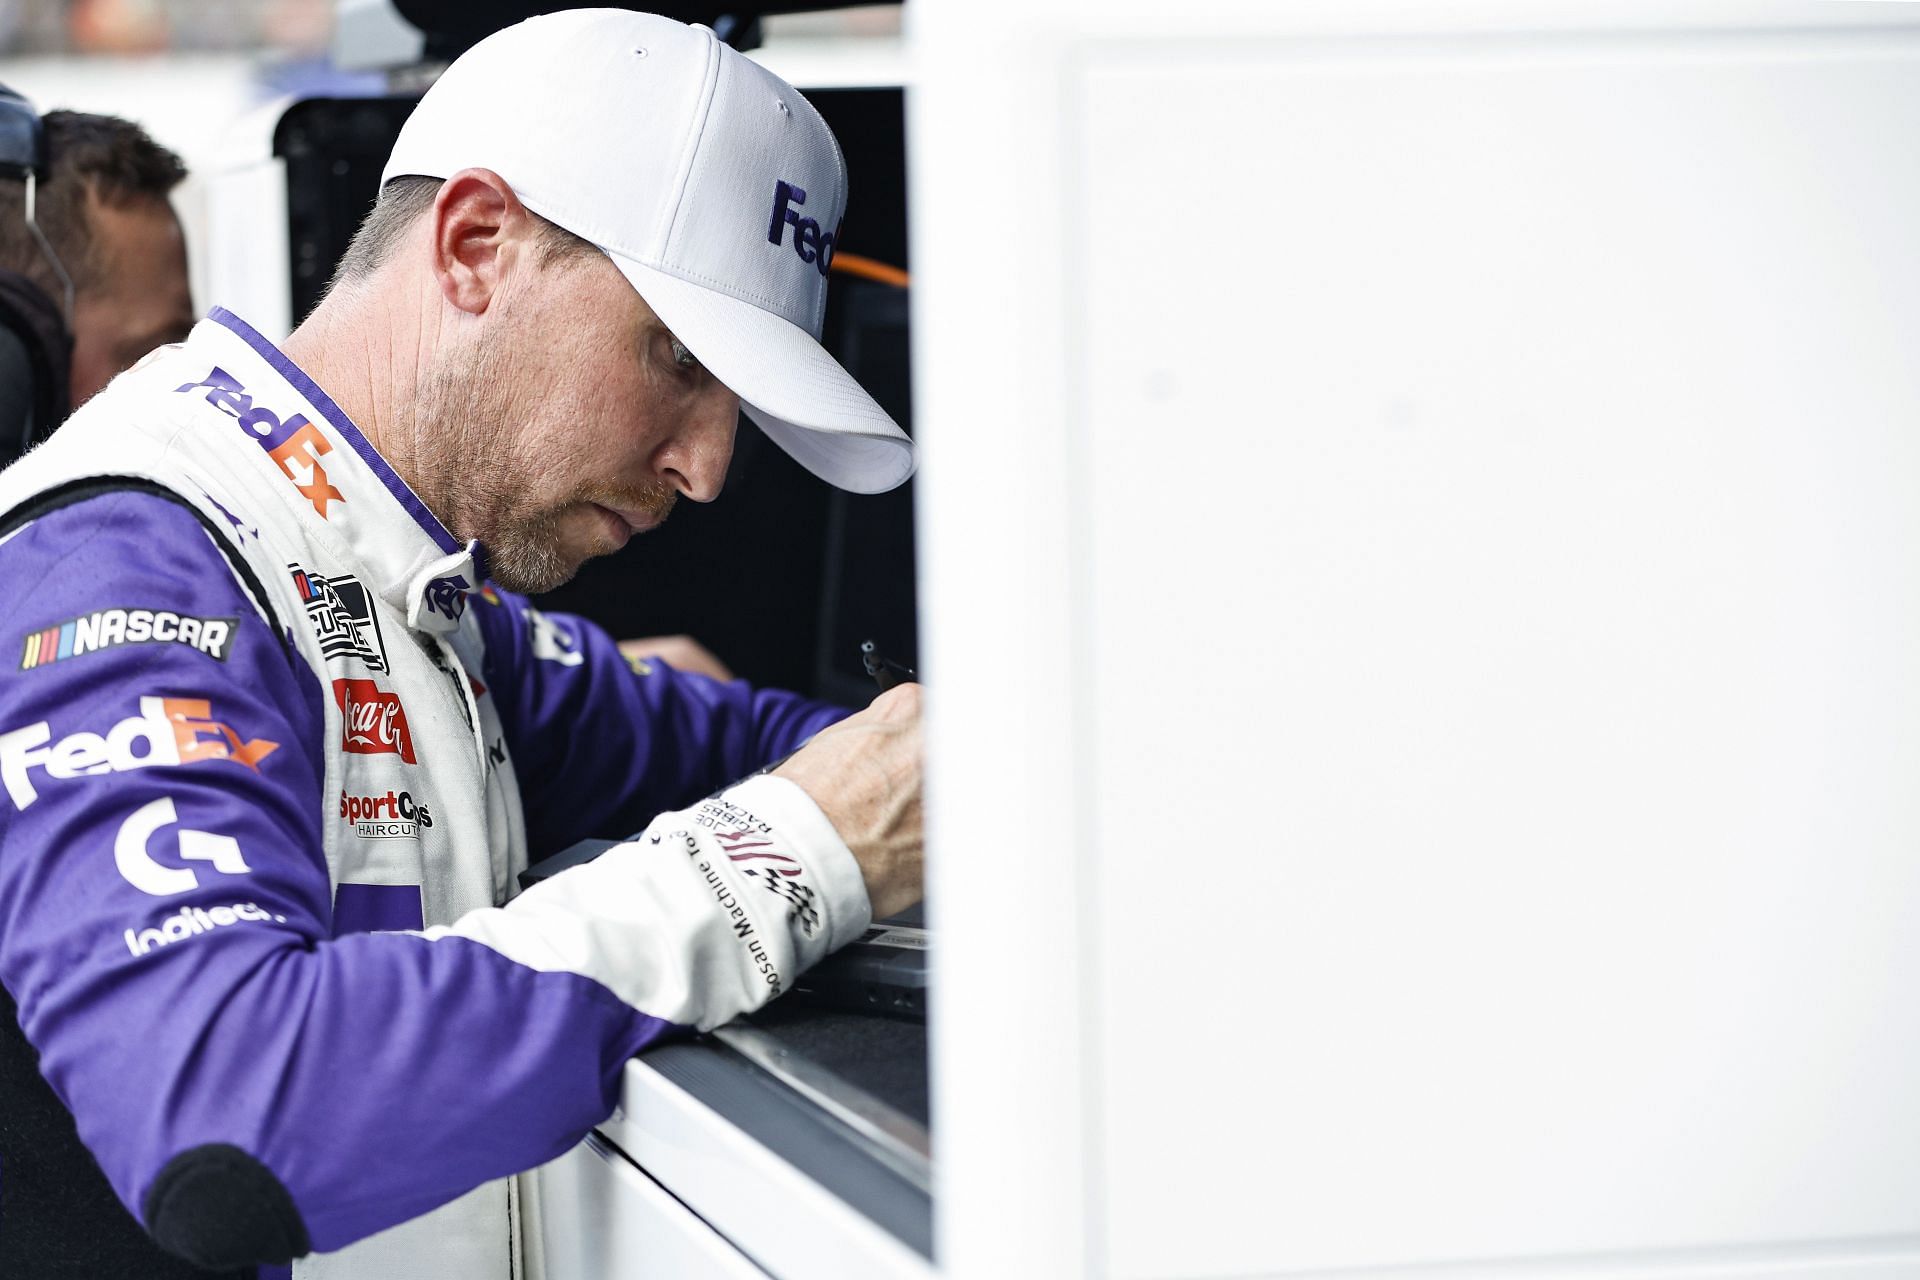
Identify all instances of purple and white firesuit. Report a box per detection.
[0,307,868,1278]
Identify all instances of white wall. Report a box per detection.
[914,3,1920,1277]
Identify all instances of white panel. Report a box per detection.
[1256,1245,1920,1280]
[749,39,908,91]
[599,1062,935,1280]
[203,155,292,341]
[1073,27,1920,1280]
[1060,0,1920,40]
[910,0,1099,1275]
[530,1136,767,1280]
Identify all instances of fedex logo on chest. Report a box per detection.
[176,367,345,520]
[766,181,841,279]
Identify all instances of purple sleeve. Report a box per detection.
[0,493,675,1260]
[468,586,849,855]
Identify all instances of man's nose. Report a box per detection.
[657,387,739,503]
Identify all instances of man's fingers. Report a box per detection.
[866,680,921,720]
[771,681,924,919]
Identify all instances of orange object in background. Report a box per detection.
[831,252,910,288]
[68,0,170,54]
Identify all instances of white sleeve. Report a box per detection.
[423,774,874,1030]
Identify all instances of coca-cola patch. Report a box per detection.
[333,678,417,763]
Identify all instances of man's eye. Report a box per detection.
[669,337,699,370]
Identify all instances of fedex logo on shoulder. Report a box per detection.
[0,696,279,810]
[766,181,840,279]
[175,367,345,520]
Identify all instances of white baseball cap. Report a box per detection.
[382,8,913,494]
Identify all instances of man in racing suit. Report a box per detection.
[0,10,922,1279]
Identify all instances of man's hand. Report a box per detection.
[774,682,923,920]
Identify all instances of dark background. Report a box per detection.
[274,84,916,705]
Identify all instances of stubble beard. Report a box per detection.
[480,504,576,596]
[410,332,676,595]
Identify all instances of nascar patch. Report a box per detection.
[18,608,237,669]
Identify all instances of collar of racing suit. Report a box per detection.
[179,308,487,637]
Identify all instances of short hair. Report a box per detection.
[327,174,600,293]
[0,110,186,301]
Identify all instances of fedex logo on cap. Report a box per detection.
[767,181,840,279]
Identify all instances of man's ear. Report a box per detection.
[430,168,531,315]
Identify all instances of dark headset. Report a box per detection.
[0,84,73,470]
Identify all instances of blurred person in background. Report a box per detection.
[0,108,192,409]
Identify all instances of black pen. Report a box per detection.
[859,639,917,692]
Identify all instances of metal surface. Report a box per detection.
[711,1021,931,1190]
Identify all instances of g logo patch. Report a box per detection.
[114,797,251,897]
